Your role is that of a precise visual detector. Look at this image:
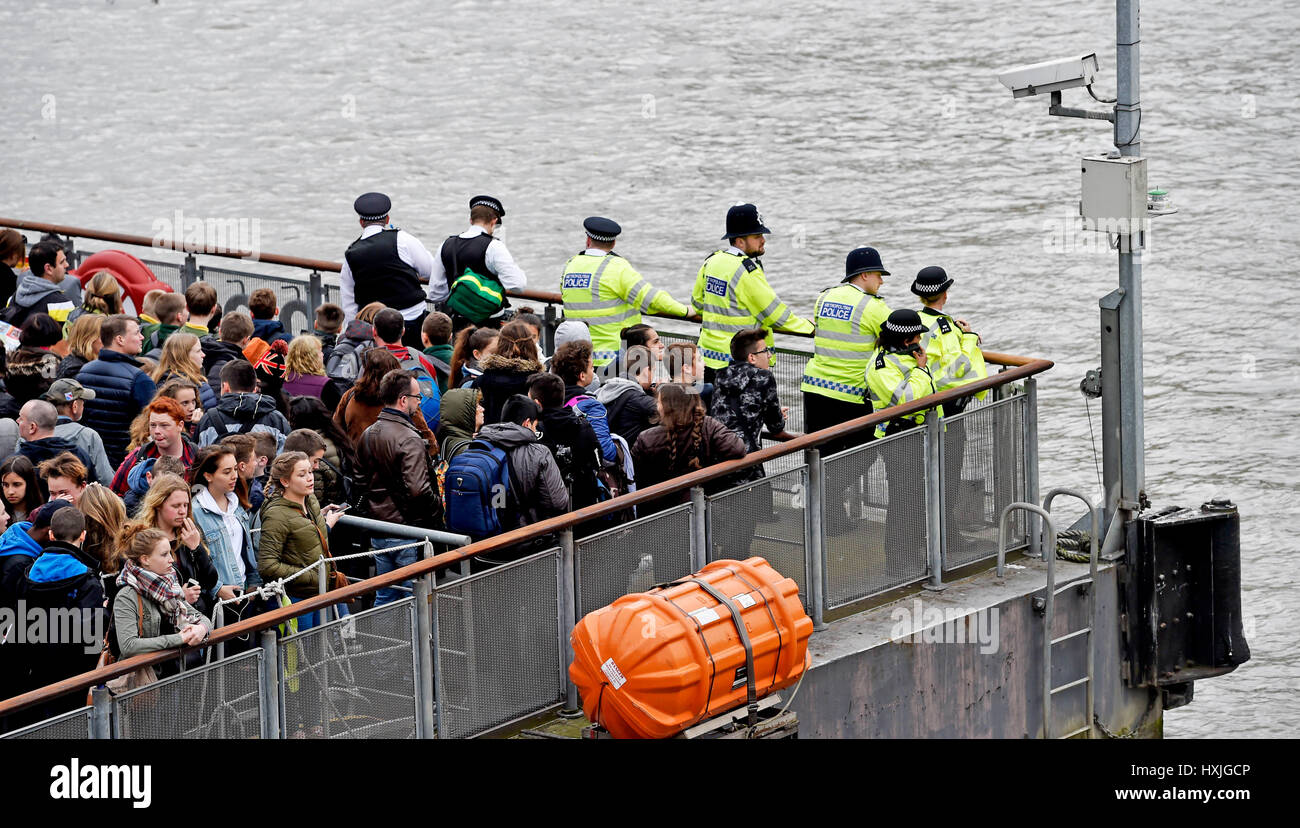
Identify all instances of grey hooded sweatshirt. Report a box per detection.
[475,421,570,527]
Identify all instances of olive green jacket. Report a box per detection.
[257,494,334,598]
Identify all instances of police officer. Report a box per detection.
[866,309,942,574]
[691,204,812,384]
[913,266,988,411]
[560,217,689,369]
[913,265,988,558]
[801,246,892,449]
[866,309,942,437]
[340,192,435,347]
[429,195,528,333]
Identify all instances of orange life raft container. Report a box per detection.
[569,557,812,739]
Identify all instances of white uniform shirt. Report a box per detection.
[427,225,528,304]
[340,224,435,324]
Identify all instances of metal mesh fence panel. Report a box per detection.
[575,504,693,618]
[707,467,810,609]
[434,550,562,739]
[942,396,1028,569]
[822,429,930,607]
[198,265,316,337]
[113,649,264,739]
[141,258,185,292]
[655,332,809,434]
[1,706,93,739]
[279,600,419,739]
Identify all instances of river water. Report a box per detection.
[2,0,1296,737]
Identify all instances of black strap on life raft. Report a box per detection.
[683,576,759,729]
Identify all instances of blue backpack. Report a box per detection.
[444,439,511,538]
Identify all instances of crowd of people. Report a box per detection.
[0,199,989,726]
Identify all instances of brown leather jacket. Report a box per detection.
[355,408,441,528]
[334,385,438,458]
[631,415,746,508]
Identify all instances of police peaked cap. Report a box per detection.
[844,247,890,282]
[882,308,927,336]
[911,265,954,296]
[583,216,621,242]
[353,192,392,221]
[470,195,505,219]
[723,203,771,239]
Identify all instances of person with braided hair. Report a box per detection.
[631,383,745,515]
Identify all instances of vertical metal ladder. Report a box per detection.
[997,493,1099,739]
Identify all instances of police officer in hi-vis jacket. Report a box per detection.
[691,204,812,384]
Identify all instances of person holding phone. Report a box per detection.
[257,451,344,631]
[136,473,223,618]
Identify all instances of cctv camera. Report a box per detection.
[997,53,1100,99]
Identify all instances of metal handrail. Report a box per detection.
[2,216,1030,367]
[0,354,1050,719]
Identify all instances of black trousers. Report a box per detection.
[402,312,428,349]
[882,433,926,579]
[804,392,874,535]
[941,418,971,558]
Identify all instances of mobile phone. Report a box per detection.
[186,578,199,588]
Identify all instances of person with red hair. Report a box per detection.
[109,395,200,498]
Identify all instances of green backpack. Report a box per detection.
[446,267,505,324]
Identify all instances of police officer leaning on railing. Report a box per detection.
[865,309,942,572]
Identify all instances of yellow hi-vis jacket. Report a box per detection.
[918,307,989,404]
[800,283,891,403]
[865,348,943,439]
[561,250,689,366]
[690,248,812,370]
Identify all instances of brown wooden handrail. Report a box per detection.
[0,354,1051,718]
[2,217,1034,366]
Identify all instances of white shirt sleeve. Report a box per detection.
[397,230,434,282]
[339,258,357,323]
[427,239,448,304]
[486,238,527,291]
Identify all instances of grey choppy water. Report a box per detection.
[2,0,1297,737]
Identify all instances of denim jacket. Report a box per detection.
[192,487,259,591]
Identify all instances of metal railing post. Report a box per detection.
[803,448,827,630]
[182,252,198,289]
[689,486,708,570]
[559,529,581,715]
[1023,377,1042,559]
[413,542,436,738]
[316,556,328,627]
[924,410,945,590]
[258,630,280,740]
[213,603,225,662]
[543,304,558,355]
[429,563,445,739]
[90,686,112,739]
[308,270,324,312]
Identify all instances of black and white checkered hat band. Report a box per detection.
[913,281,949,294]
[359,211,388,221]
[586,230,616,242]
[472,199,502,213]
[883,320,927,335]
